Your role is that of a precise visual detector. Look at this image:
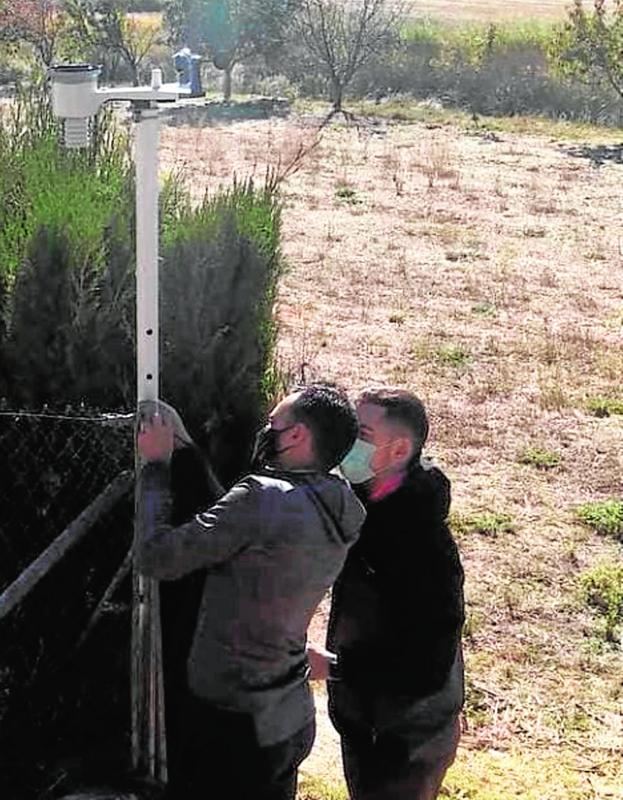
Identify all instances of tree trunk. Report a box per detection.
[330,78,343,112]
[223,65,233,103]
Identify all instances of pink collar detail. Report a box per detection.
[370,472,406,502]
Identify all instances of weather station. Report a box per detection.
[48,62,190,788]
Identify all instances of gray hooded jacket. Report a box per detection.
[137,462,365,745]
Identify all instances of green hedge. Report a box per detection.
[0,86,282,481]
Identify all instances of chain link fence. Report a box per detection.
[0,408,136,798]
[0,407,221,798]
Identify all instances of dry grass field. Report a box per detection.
[402,0,571,21]
[160,103,623,799]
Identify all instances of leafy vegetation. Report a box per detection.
[550,0,623,101]
[581,561,623,641]
[436,344,471,368]
[576,499,623,539]
[2,0,623,126]
[586,394,623,417]
[451,511,515,537]
[518,446,562,469]
[166,0,299,100]
[334,182,360,204]
[0,87,282,481]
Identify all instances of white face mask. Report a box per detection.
[339,438,377,484]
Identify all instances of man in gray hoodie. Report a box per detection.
[136,384,365,800]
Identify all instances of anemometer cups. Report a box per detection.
[49,63,102,149]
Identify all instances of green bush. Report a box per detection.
[451,511,514,537]
[581,562,623,642]
[518,446,561,469]
[586,395,623,417]
[576,500,623,540]
[0,85,132,278]
[270,16,623,126]
[0,87,282,482]
[159,178,282,481]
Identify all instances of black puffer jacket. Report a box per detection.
[327,464,465,742]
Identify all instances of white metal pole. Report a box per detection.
[132,99,167,783]
[135,102,160,404]
[48,63,187,789]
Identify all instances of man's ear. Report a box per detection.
[294,420,311,442]
[392,436,414,468]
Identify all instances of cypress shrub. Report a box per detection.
[0,87,282,476]
[160,179,282,482]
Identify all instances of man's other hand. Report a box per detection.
[137,415,174,463]
[307,644,336,681]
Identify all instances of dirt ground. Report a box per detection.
[160,109,623,799]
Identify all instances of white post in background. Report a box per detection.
[132,90,167,783]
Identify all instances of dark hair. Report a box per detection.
[290,383,359,471]
[357,387,429,463]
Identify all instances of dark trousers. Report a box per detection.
[166,699,315,800]
[340,718,460,800]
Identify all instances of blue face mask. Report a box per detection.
[339,438,377,484]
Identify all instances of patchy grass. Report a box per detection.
[471,301,497,317]
[436,344,472,368]
[576,500,623,540]
[441,746,617,800]
[586,395,623,418]
[294,97,623,143]
[298,774,347,800]
[451,511,514,537]
[580,562,623,643]
[517,446,561,470]
[334,182,361,205]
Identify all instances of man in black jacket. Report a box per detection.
[136,384,365,800]
[309,388,464,800]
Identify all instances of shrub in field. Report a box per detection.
[581,561,623,642]
[451,511,514,538]
[436,344,471,368]
[576,499,623,539]
[586,394,623,417]
[518,446,562,469]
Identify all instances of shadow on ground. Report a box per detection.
[163,97,291,127]
[561,142,623,166]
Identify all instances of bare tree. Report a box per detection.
[64,0,164,86]
[166,0,301,102]
[0,0,67,66]
[294,0,402,115]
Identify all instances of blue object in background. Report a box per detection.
[173,47,203,98]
